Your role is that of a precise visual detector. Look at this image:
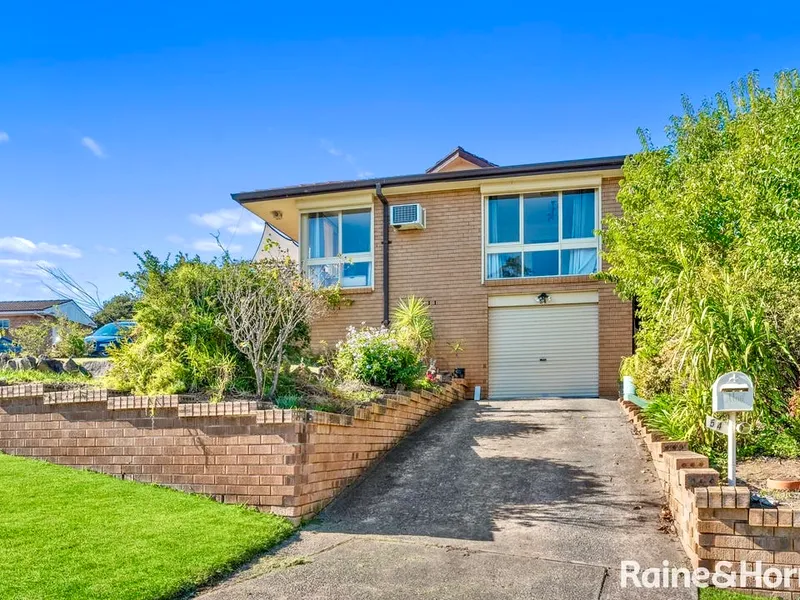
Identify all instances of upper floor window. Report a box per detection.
[485,189,598,280]
[0,319,9,329]
[301,207,373,288]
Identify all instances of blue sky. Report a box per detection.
[2,1,800,305]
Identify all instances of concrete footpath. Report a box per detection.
[199,398,696,599]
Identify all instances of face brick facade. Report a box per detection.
[310,176,632,399]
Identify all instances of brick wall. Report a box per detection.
[2,314,52,331]
[311,177,632,399]
[621,399,800,598]
[0,382,467,522]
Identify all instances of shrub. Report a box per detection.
[334,326,424,389]
[604,70,800,456]
[106,249,330,398]
[11,317,91,358]
[12,321,52,356]
[106,252,250,395]
[52,317,92,358]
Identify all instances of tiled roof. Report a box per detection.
[425,146,498,173]
[0,299,69,312]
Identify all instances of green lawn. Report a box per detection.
[700,587,776,599]
[0,454,294,600]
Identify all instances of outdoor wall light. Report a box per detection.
[537,293,550,304]
[271,210,283,220]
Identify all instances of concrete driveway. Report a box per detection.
[199,399,696,599]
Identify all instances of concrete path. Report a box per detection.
[199,399,696,599]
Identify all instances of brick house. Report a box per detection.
[232,148,632,399]
[0,299,95,335]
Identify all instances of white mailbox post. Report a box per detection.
[709,371,754,486]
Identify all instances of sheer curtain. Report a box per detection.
[568,191,594,239]
[488,197,519,244]
[489,201,500,245]
[562,191,596,275]
[307,212,338,259]
[563,249,597,275]
[487,253,501,279]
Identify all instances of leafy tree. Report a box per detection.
[603,70,800,453]
[93,294,137,326]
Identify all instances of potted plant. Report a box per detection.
[449,341,465,379]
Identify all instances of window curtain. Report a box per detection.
[569,192,594,239]
[563,249,596,275]
[487,253,521,279]
[487,253,501,279]
[488,200,501,244]
[308,213,338,259]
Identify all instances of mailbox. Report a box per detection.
[711,371,754,413]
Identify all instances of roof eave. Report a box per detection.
[232,155,627,204]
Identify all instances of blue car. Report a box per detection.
[0,336,21,354]
[84,321,136,356]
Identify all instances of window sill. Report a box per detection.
[484,274,596,287]
[339,287,374,295]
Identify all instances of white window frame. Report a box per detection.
[0,319,9,329]
[299,206,374,289]
[483,188,600,281]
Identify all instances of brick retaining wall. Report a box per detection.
[0,381,467,522]
[621,399,800,598]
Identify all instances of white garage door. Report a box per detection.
[489,303,599,399]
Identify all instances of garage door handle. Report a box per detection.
[539,358,547,362]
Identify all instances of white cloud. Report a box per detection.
[320,138,372,179]
[228,219,264,235]
[0,236,81,258]
[0,259,59,300]
[166,234,185,244]
[191,239,242,254]
[81,136,106,158]
[320,138,343,157]
[0,258,56,277]
[0,132,8,144]
[189,208,263,235]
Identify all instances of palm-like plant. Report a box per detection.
[392,296,434,357]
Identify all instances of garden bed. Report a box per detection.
[0,367,94,388]
[737,457,800,508]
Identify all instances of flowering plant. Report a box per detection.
[334,325,424,388]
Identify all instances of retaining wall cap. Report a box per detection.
[0,383,45,398]
[678,468,720,489]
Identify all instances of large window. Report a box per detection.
[0,319,9,330]
[485,189,598,280]
[301,207,373,288]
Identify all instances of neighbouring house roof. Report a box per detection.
[0,299,70,313]
[231,154,627,203]
[0,299,96,327]
[425,146,498,173]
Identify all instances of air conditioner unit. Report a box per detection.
[390,203,426,230]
